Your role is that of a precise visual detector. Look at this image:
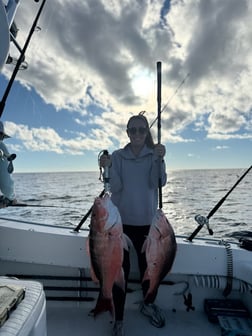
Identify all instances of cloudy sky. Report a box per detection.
[0,0,251,172]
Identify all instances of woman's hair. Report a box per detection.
[127,113,155,148]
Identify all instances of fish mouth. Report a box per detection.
[153,210,171,237]
[92,195,121,231]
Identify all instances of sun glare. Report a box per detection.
[131,69,154,98]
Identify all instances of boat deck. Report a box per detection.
[46,301,220,336]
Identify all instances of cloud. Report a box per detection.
[2,0,252,155]
[208,110,246,134]
[5,120,115,155]
[214,145,229,150]
[184,0,250,84]
[208,133,252,140]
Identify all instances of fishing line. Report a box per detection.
[149,72,190,128]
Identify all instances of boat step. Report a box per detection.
[5,274,99,301]
[4,274,139,302]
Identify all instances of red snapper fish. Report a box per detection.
[142,209,177,303]
[88,193,126,317]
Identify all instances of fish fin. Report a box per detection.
[86,238,99,283]
[123,233,132,251]
[141,269,150,284]
[141,238,148,253]
[115,268,125,291]
[90,265,99,284]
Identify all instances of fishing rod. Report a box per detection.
[0,0,47,118]
[74,188,105,232]
[157,61,163,209]
[7,203,82,210]
[187,165,252,242]
[75,65,183,231]
[74,75,162,231]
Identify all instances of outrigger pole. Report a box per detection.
[187,165,252,242]
[0,0,47,118]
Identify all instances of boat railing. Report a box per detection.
[1,0,28,69]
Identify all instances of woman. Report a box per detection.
[100,113,167,336]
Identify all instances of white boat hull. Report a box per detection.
[0,218,252,336]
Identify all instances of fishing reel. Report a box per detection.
[195,215,213,236]
[0,151,16,173]
[7,153,16,173]
[187,215,213,242]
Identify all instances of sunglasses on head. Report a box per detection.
[127,127,148,135]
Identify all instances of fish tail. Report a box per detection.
[142,278,159,304]
[144,287,158,304]
[92,295,114,317]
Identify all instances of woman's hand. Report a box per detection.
[154,144,166,158]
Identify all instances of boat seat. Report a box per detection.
[0,277,46,336]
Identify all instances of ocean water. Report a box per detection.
[1,168,251,241]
